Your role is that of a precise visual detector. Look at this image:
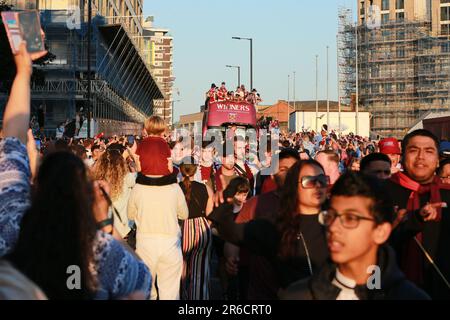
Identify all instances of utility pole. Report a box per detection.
[355,23,359,135]
[326,45,330,132]
[287,74,290,128]
[87,0,92,138]
[315,55,319,132]
[292,71,296,132]
[337,34,341,133]
[232,37,253,90]
[293,71,296,109]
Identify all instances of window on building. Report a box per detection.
[384,84,392,93]
[442,6,450,21]
[382,13,390,24]
[397,47,405,58]
[396,12,405,21]
[442,23,450,35]
[397,83,405,92]
[382,0,390,11]
[371,66,380,78]
[396,0,405,9]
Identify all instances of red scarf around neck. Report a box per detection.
[390,172,450,285]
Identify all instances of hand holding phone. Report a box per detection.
[1,10,46,55]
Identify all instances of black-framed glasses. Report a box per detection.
[319,209,376,229]
[300,174,330,189]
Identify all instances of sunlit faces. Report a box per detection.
[201,146,214,164]
[386,153,400,169]
[440,162,450,184]
[233,191,249,208]
[172,142,184,163]
[297,164,328,212]
[326,196,391,267]
[234,140,246,161]
[92,147,105,160]
[222,154,235,170]
[403,136,439,184]
[350,160,361,172]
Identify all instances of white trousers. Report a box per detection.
[136,235,183,300]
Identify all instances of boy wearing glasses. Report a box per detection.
[280,172,429,300]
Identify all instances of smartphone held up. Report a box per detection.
[1,10,45,55]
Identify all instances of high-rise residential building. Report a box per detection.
[1,0,164,136]
[143,16,174,126]
[339,0,450,138]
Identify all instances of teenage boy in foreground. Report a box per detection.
[279,172,430,300]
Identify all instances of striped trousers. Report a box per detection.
[180,217,212,300]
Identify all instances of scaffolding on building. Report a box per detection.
[339,5,450,138]
[338,6,356,108]
[5,0,165,135]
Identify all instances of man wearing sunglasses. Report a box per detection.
[279,172,429,300]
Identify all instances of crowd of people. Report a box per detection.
[205,82,262,108]
[1,41,450,301]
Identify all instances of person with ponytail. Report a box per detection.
[178,157,214,300]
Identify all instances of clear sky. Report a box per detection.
[143,0,357,122]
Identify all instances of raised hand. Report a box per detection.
[419,202,447,222]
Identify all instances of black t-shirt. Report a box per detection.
[37,108,45,127]
[179,181,209,219]
[64,120,76,138]
[243,214,329,289]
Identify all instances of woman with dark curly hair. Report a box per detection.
[208,160,330,298]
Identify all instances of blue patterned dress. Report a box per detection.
[0,137,151,299]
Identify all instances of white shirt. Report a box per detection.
[332,269,360,300]
[127,183,188,238]
[112,173,137,238]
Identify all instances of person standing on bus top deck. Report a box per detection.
[217,82,227,101]
[240,84,248,98]
[234,87,242,102]
[205,83,217,109]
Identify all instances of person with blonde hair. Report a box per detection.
[128,120,189,299]
[137,116,173,177]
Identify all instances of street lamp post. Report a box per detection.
[232,37,253,90]
[226,65,241,88]
[355,24,359,135]
[172,99,181,128]
[326,45,330,132]
[315,55,319,132]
